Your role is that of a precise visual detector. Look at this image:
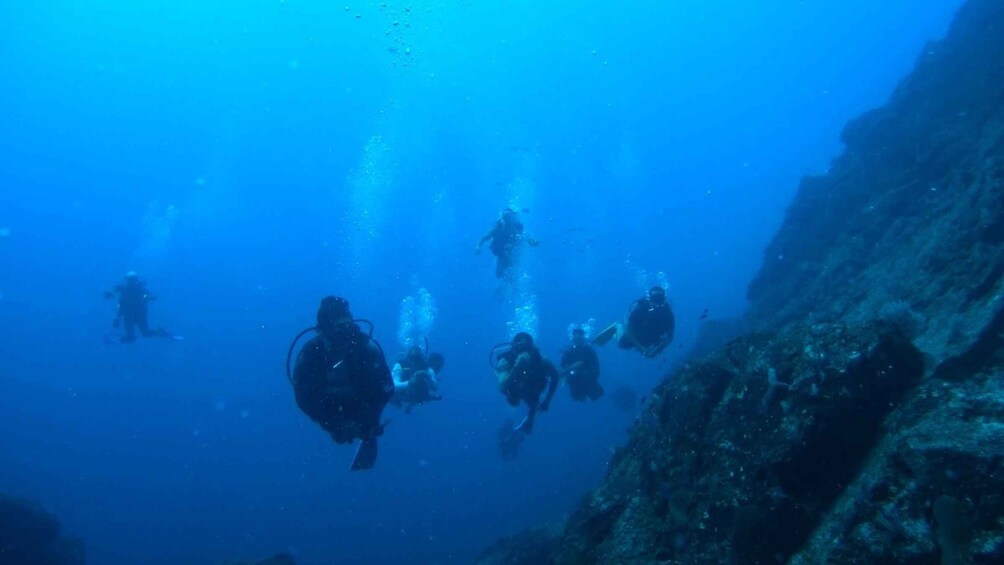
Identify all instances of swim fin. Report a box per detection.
[592,323,619,346]
[350,438,379,471]
[513,415,534,434]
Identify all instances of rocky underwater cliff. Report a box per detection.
[478,0,1004,563]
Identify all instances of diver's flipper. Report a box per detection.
[592,323,619,346]
[350,438,379,471]
[513,415,534,435]
[154,328,184,340]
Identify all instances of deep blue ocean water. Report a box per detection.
[0,1,964,563]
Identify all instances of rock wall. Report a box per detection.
[746,0,1004,366]
[478,0,1004,563]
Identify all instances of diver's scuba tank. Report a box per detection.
[487,341,514,369]
[285,319,379,384]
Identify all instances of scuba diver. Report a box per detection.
[390,345,445,413]
[286,296,394,471]
[491,332,559,434]
[475,207,539,280]
[593,286,675,358]
[561,327,603,401]
[103,271,178,343]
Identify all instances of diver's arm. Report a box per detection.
[291,342,330,418]
[475,227,496,252]
[494,356,512,379]
[654,310,676,354]
[104,284,122,299]
[370,345,395,402]
[391,363,411,396]
[539,362,560,411]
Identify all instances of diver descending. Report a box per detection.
[475,207,540,281]
[287,296,395,471]
[491,332,559,434]
[103,271,178,343]
[593,286,675,358]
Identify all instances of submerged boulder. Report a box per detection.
[475,524,562,565]
[0,494,84,565]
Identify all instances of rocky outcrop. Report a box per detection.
[554,323,925,563]
[475,525,562,565]
[745,0,1004,367]
[479,0,1004,562]
[0,494,84,565]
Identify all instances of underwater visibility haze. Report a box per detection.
[0,1,975,563]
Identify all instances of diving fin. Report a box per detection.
[513,415,534,435]
[592,323,619,346]
[350,438,379,471]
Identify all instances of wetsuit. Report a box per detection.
[619,298,675,353]
[561,343,603,401]
[293,324,393,444]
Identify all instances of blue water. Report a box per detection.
[0,1,963,563]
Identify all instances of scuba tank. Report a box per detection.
[285,319,379,385]
[487,341,514,370]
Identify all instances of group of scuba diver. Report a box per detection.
[106,208,675,471]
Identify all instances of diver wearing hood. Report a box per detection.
[492,332,559,434]
[593,286,675,358]
[288,296,394,470]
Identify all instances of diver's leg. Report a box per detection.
[515,396,538,434]
[121,314,137,343]
[138,306,153,337]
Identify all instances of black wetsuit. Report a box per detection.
[619,299,675,352]
[561,343,603,401]
[489,219,525,279]
[292,324,393,444]
[498,347,559,409]
[111,279,168,343]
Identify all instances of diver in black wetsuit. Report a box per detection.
[104,271,173,343]
[561,327,603,401]
[493,332,559,434]
[289,296,394,470]
[475,208,539,280]
[594,286,675,359]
